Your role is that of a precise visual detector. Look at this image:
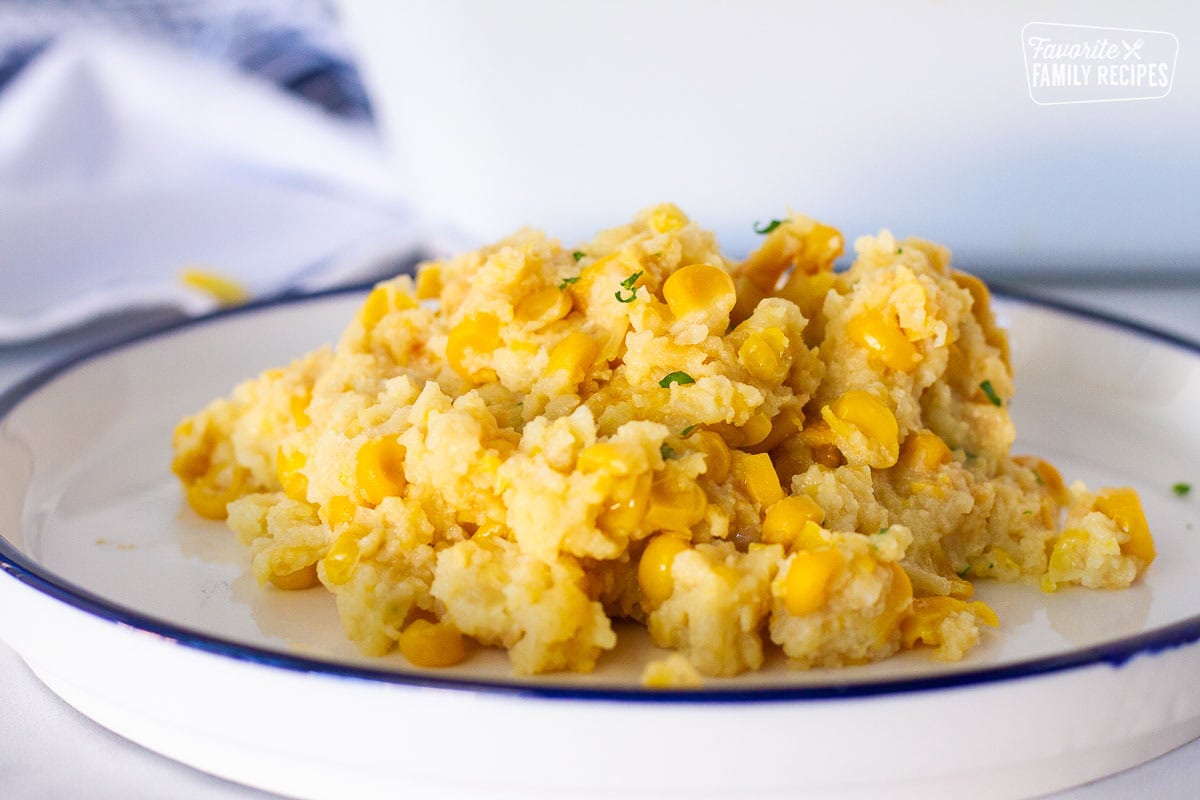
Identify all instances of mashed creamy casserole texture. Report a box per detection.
[172,205,1155,680]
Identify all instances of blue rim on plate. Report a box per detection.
[1,283,1198,704]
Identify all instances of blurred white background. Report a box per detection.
[0,0,1196,345]
[342,0,1200,280]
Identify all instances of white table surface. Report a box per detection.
[1,282,1198,799]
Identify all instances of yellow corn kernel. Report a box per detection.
[799,420,837,450]
[289,391,312,429]
[738,328,789,383]
[185,476,245,520]
[952,270,1010,368]
[648,204,688,233]
[399,619,467,668]
[184,481,222,517]
[577,442,638,475]
[821,390,900,469]
[637,533,691,603]
[733,219,843,325]
[732,451,785,508]
[811,444,845,469]
[846,311,921,372]
[761,496,826,547]
[796,221,844,275]
[876,563,914,635]
[852,553,878,574]
[690,430,731,483]
[355,437,407,505]
[269,563,319,591]
[472,522,506,541]
[784,548,844,616]
[715,412,773,449]
[1014,455,1069,505]
[179,268,248,306]
[1042,529,1089,592]
[566,253,614,302]
[743,220,843,285]
[172,452,207,483]
[361,284,417,329]
[900,596,999,649]
[975,547,1020,580]
[361,286,391,329]
[515,286,571,324]
[275,446,309,503]
[547,331,599,386]
[597,474,651,535]
[661,263,737,327]
[1095,487,1156,564]
[749,410,802,455]
[415,264,442,300]
[322,531,360,585]
[742,412,774,447]
[909,480,949,500]
[643,479,707,533]
[321,495,356,529]
[446,312,501,381]
[778,268,837,322]
[899,430,952,472]
[971,600,1000,627]
[796,520,831,550]
[171,419,209,481]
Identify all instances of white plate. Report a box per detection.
[1,289,1198,799]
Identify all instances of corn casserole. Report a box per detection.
[171,205,1156,680]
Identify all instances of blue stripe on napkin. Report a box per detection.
[0,0,372,119]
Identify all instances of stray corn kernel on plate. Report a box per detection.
[2,207,1200,799]
[163,205,1165,681]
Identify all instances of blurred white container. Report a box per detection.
[338,1,1200,277]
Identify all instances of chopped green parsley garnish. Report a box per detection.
[1031,469,1045,486]
[572,250,586,262]
[659,371,696,388]
[660,443,678,460]
[875,527,890,536]
[681,424,697,438]
[753,218,786,235]
[1022,509,1034,515]
[557,276,579,290]
[614,271,643,303]
[896,247,904,254]
[1173,482,1192,497]
[979,379,1003,407]
[957,566,971,578]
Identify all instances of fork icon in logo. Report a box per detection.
[1122,38,1145,60]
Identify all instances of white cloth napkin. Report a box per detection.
[0,30,442,344]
